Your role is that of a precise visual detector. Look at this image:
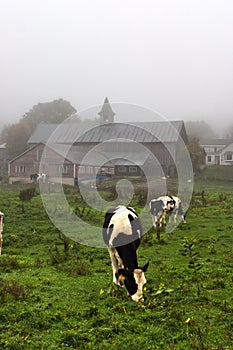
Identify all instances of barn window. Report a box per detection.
[129,166,138,173]
[118,166,127,173]
[36,149,43,161]
[15,165,27,173]
[78,166,86,174]
[57,165,68,174]
[86,166,93,174]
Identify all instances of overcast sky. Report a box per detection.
[1,0,233,136]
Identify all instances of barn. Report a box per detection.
[8,98,188,185]
[8,142,114,185]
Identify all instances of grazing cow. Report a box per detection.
[0,211,4,255]
[149,195,186,227]
[30,173,48,183]
[149,196,176,227]
[103,205,149,302]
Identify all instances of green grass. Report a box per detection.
[0,179,233,349]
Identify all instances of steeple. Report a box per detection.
[98,97,115,124]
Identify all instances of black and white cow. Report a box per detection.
[149,196,175,227]
[0,211,4,255]
[165,195,187,224]
[149,195,186,227]
[30,173,48,183]
[103,205,149,302]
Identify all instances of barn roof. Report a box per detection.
[77,121,186,143]
[46,142,151,166]
[27,122,98,144]
[28,120,187,144]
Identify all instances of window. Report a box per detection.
[78,166,86,174]
[207,156,212,163]
[57,165,68,174]
[224,152,233,161]
[129,166,138,173]
[118,166,127,173]
[15,165,27,173]
[36,149,43,161]
[86,166,93,174]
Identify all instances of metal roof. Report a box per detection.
[27,122,99,144]
[77,121,185,143]
[200,139,232,146]
[28,120,186,144]
[46,143,151,166]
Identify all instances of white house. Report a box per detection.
[200,139,233,165]
[219,142,233,165]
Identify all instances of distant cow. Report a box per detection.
[30,173,48,183]
[103,205,149,302]
[165,195,187,224]
[149,195,186,227]
[149,196,176,227]
[0,211,4,255]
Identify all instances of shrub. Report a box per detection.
[0,279,29,302]
[0,256,20,272]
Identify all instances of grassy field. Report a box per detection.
[0,175,233,349]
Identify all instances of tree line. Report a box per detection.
[0,99,77,159]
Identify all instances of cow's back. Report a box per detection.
[103,206,142,248]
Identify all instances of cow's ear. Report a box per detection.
[117,268,127,281]
[142,262,149,272]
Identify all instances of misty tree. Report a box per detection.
[20,98,77,130]
[6,123,32,158]
[187,136,205,172]
[225,124,233,139]
[0,124,12,144]
[185,120,217,141]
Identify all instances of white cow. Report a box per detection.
[149,195,186,227]
[0,211,4,255]
[103,205,149,302]
[149,196,175,227]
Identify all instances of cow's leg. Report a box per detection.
[181,214,186,223]
[158,215,163,227]
[108,248,123,285]
[173,212,177,224]
[151,215,157,228]
[161,212,166,226]
[156,211,164,227]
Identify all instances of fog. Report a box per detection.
[1,0,233,136]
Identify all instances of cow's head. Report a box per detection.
[117,262,149,302]
[166,196,176,211]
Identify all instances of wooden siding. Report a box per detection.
[8,143,113,185]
